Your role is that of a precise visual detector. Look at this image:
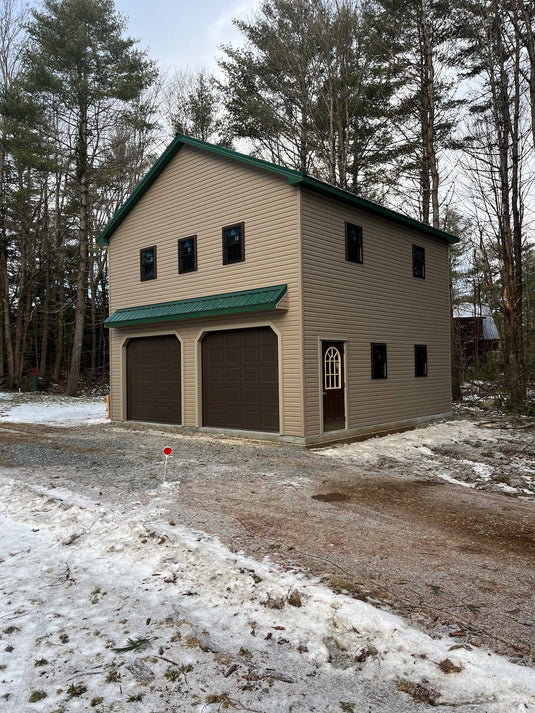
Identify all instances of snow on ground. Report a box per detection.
[1,392,535,710]
[0,391,107,426]
[319,421,496,465]
[1,476,535,713]
[319,420,535,497]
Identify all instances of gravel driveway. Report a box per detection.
[1,417,534,668]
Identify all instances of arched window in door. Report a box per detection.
[324,346,342,390]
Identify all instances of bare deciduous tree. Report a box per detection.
[459,0,533,409]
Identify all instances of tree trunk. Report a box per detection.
[0,145,15,386]
[67,110,89,396]
[475,2,526,410]
[39,197,50,377]
[0,241,14,386]
[418,0,439,228]
[52,272,65,382]
[494,4,525,408]
[13,171,38,385]
[510,0,535,150]
[89,266,96,381]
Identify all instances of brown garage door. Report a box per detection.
[202,327,279,432]
[126,335,181,424]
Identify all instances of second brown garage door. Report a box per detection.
[202,327,279,432]
[126,335,181,424]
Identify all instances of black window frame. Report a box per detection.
[461,322,473,336]
[178,235,197,274]
[222,221,245,265]
[345,222,363,264]
[414,344,428,377]
[371,342,387,379]
[413,244,426,279]
[140,245,157,282]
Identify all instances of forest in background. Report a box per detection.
[1,0,534,409]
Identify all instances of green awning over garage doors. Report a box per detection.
[105,284,288,328]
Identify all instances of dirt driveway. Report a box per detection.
[1,416,534,667]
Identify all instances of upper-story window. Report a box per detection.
[222,222,245,264]
[178,235,197,274]
[414,344,428,377]
[413,244,426,279]
[140,246,156,281]
[371,343,387,379]
[346,222,363,263]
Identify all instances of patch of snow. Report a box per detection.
[432,470,477,489]
[0,391,107,426]
[459,460,493,480]
[473,462,493,479]
[318,419,535,497]
[319,421,497,466]
[494,482,521,495]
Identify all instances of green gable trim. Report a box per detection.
[97,133,459,246]
[104,284,288,328]
[96,134,302,246]
[287,175,459,245]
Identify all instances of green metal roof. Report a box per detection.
[96,134,459,247]
[105,284,288,328]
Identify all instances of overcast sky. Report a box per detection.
[112,0,260,73]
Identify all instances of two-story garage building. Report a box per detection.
[98,134,458,446]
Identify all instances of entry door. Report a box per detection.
[322,341,345,432]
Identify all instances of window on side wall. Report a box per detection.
[371,343,387,379]
[346,222,363,263]
[140,246,156,281]
[178,235,197,274]
[222,222,245,264]
[413,244,425,279]
[415,344,428,377]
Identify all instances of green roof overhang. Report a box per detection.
[96,134,459,247]
[286,175,459,245]
[105,284,288,328]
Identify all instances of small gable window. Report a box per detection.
[140,246,156,281]
[413,244,425,279]
[178,235,197,274]
[415,344,428,377]
[222,222,245,264]
[346,223,363,263]
[371,343,387,379]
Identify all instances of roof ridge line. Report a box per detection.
[97,134,459,247]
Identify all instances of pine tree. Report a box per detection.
[219,0,405,194]
[25,0,156,394]
[162,70,227,144]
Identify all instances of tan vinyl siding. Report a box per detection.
[107,145,304,436]
[300,190,451,437]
